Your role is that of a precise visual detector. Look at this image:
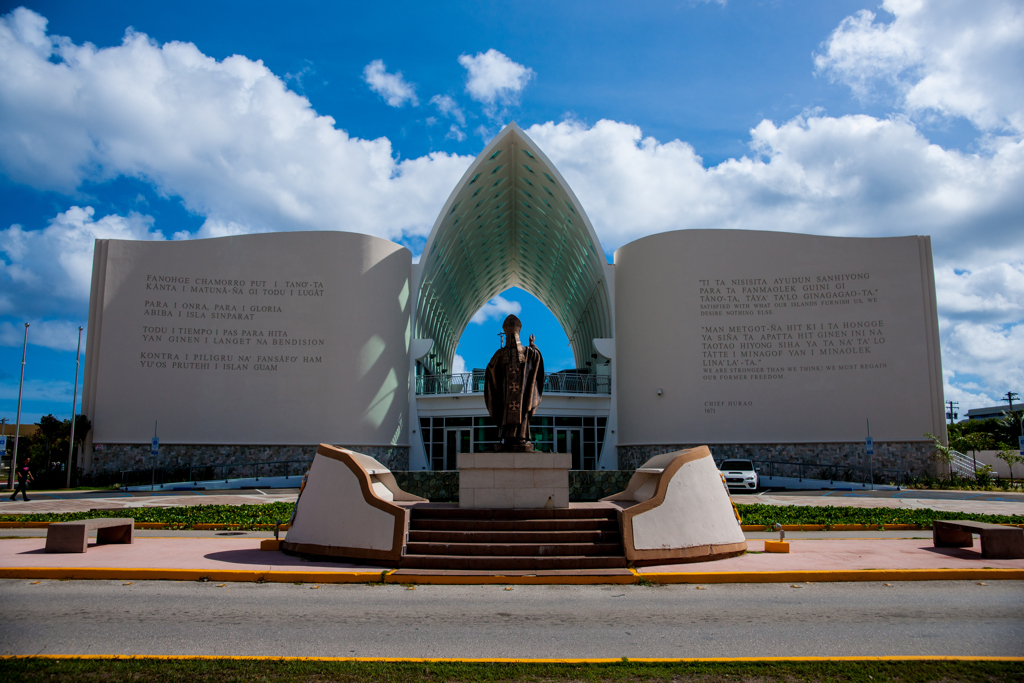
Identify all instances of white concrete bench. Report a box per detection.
[45,518,135,553]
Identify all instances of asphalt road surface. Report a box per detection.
[1,580,1021,658]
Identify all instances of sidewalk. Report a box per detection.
[2,536,1021,585]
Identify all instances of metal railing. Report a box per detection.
[416,371,610,396]
[949,449,979,477]
[119,459,308,490]
[727,459,908,486]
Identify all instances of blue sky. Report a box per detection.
[1,0,1023,423]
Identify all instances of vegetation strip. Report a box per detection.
[1,656,1021,683]
[0,501,1021,530]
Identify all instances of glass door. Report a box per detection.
[445,428,471,470]
[555,428,582,470]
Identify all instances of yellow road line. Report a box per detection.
[1,654,1022,663]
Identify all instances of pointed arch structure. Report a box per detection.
[415,123,612,372]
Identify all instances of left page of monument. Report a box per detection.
[82,231,413,447]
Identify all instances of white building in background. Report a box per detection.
[81,123,946,478]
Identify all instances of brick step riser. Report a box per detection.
[401,555,629,571]
[408,530,621,544]
[406,542,624,557]
[410,509,618,521]
[410,520,619,533]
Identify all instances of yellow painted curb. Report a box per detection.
[0,654,1022,663]
[0,567,385,583]
[639,568,1024,583]
[2,565,1022,584]
[383,572,636,585]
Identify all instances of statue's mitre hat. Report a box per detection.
[501,315,522,334]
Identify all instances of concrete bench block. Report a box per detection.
[933,520,1024,559]
[45,518,135,553]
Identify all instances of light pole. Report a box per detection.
[66,326,83,489]
[9,323,28,490]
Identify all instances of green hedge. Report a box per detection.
[1,501,1021,529]
[733,503,1023,527]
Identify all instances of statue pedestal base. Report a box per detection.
[457,453,570,509]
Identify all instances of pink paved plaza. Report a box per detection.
[1,536,1022,578]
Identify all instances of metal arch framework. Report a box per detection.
[415,123,612,374]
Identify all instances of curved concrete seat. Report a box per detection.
[602,446,747,565]
[282,444,426,565]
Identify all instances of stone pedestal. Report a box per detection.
[457,452,570,509]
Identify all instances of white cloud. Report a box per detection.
[0,10,470,241]
[815,0,1024,133]
[430,94,465,126]
[362,59,418,107]
[446,124,467,142]
[0,319,83,353]
[1,206,163,319]
[0,378,75,404]
[458,49,534,112]
[450,354,467,375]
[469,296,522,325]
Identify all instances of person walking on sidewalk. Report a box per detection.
[10,458,32,501]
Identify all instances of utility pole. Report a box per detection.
[9,323,28,490]
[1003,391,1023,439]
[66,326,84,489]
[946,400,959,425]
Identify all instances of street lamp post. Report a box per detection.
[66,326,83,489]
[9,323,28,490]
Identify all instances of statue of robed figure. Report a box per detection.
[484,315,545,451]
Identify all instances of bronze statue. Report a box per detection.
[484,315,544,451]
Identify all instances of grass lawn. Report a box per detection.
[1,658,1022,683]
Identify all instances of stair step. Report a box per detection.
[410,519,619,532]
[407,529,620,544]
[401,554,629,570]
[406,542,624,557]
[411,507,617,521]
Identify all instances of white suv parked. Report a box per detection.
[719,459,759,492]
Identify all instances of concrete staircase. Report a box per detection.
[401,505,627,571]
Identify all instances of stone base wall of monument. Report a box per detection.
[392,470,634,503]
[617,443,936,478]
[86,444,410,482]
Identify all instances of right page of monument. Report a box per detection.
[614,229,944,446]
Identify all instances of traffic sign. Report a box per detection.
[0,435,7,455]
[865,436,874,456]
[1019,435,1024,457]
[151,437,159,456]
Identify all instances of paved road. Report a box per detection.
[1,580,1020,658]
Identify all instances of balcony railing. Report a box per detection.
[416,371,610,396]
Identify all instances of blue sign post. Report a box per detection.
[1018,435,1024,458]
[151,437,159,456]
[865,420,875,490]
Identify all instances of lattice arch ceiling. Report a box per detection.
[415,122,612,374]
